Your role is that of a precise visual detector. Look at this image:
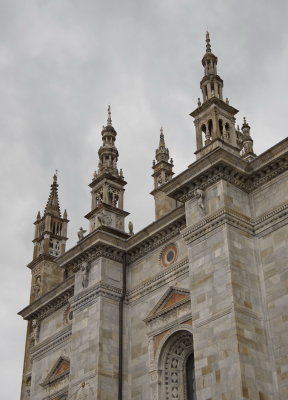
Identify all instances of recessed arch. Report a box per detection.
[157,329,196,400]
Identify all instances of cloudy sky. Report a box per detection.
[0,0,287,397]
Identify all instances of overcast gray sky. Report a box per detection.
[0,0,287,398]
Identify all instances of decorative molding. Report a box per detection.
[145,287,190,323]
[164,149,288,203]
[234,303,263,321]
[70,281,122,312]
[26,287,73,322]
[127,216,186,264]
[64,243,124,273]
[182,202,288,244]
[159,243,178,268]
[253,201,288,234]
[127,258,189,303]
[41,356,70,388]
[69,370,96,390]
[194,306,232,328]
[42,387,68,400]
[31,325,72,361]
[182,207,253,244]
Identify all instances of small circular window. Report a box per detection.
[63,305,73,325]
[161,243,178,268]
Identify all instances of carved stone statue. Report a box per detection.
[80,262,90,288]
[31,319,40,345]
[128,221,134,235]
[195,188,205,212]
[97,212,112,226]
[77,227,86,241]
[33,275,41,299]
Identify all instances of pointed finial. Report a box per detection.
[36,211,41,220]
[159,126,166,148]
[44,174,61,217]
[107,105,112,126]
[206,31,211,53]
[63,209,68,219]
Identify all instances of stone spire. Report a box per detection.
[241,118,256,161]
[200,31,223,101]
[32,174,69,260]
[156,127,170,163]
[151,127,176,219]
[190,32,241,160]
[205,30,212,53]
[85,107,129,234]
[44,173,61,217]
[97,106,120,177]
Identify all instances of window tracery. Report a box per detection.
[159,330,195,400]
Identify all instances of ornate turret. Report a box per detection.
[241,118,256,161]
[85,106,129,233]
[191,32,242,159]
[32,174,69,260]
[151,127,177,219]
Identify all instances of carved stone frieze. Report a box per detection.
[70,281,123,312]
[23,286,74,322]
[127,258,189,303]
[127,217,186,264]
[63,244,124,273]
[182,202,288,244]
[182,206,253,244]
[30,325,72,361]
[168,153,288,203]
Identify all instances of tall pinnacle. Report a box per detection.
[44,174,61,217]
[159,126,166,148]
[200,31,223,102]
[156,126,170,163]
[107,105,112,126]
[97,106,119,176]
[206,31,211,53]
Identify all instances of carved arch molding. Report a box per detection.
[160,330,194,400]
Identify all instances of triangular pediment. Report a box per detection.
[144,287,190,323]
[41,356,70,388]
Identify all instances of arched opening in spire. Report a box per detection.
[218,119,223,138]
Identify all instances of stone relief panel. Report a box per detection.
[41,356,70,397]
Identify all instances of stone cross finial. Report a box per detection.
[206,31,211,53]
[107,105,112,126]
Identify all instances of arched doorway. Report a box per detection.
[159,330,196,400]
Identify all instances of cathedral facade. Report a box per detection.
[19,33,288,400]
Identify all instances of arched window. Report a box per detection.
[159,330,196,400]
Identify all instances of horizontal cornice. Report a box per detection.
[182,201,288,244]
[70,281,123,312]
[56,205,186,270]
[30,325,72,361]
[18,276,74,321]
[161,138,288,202]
